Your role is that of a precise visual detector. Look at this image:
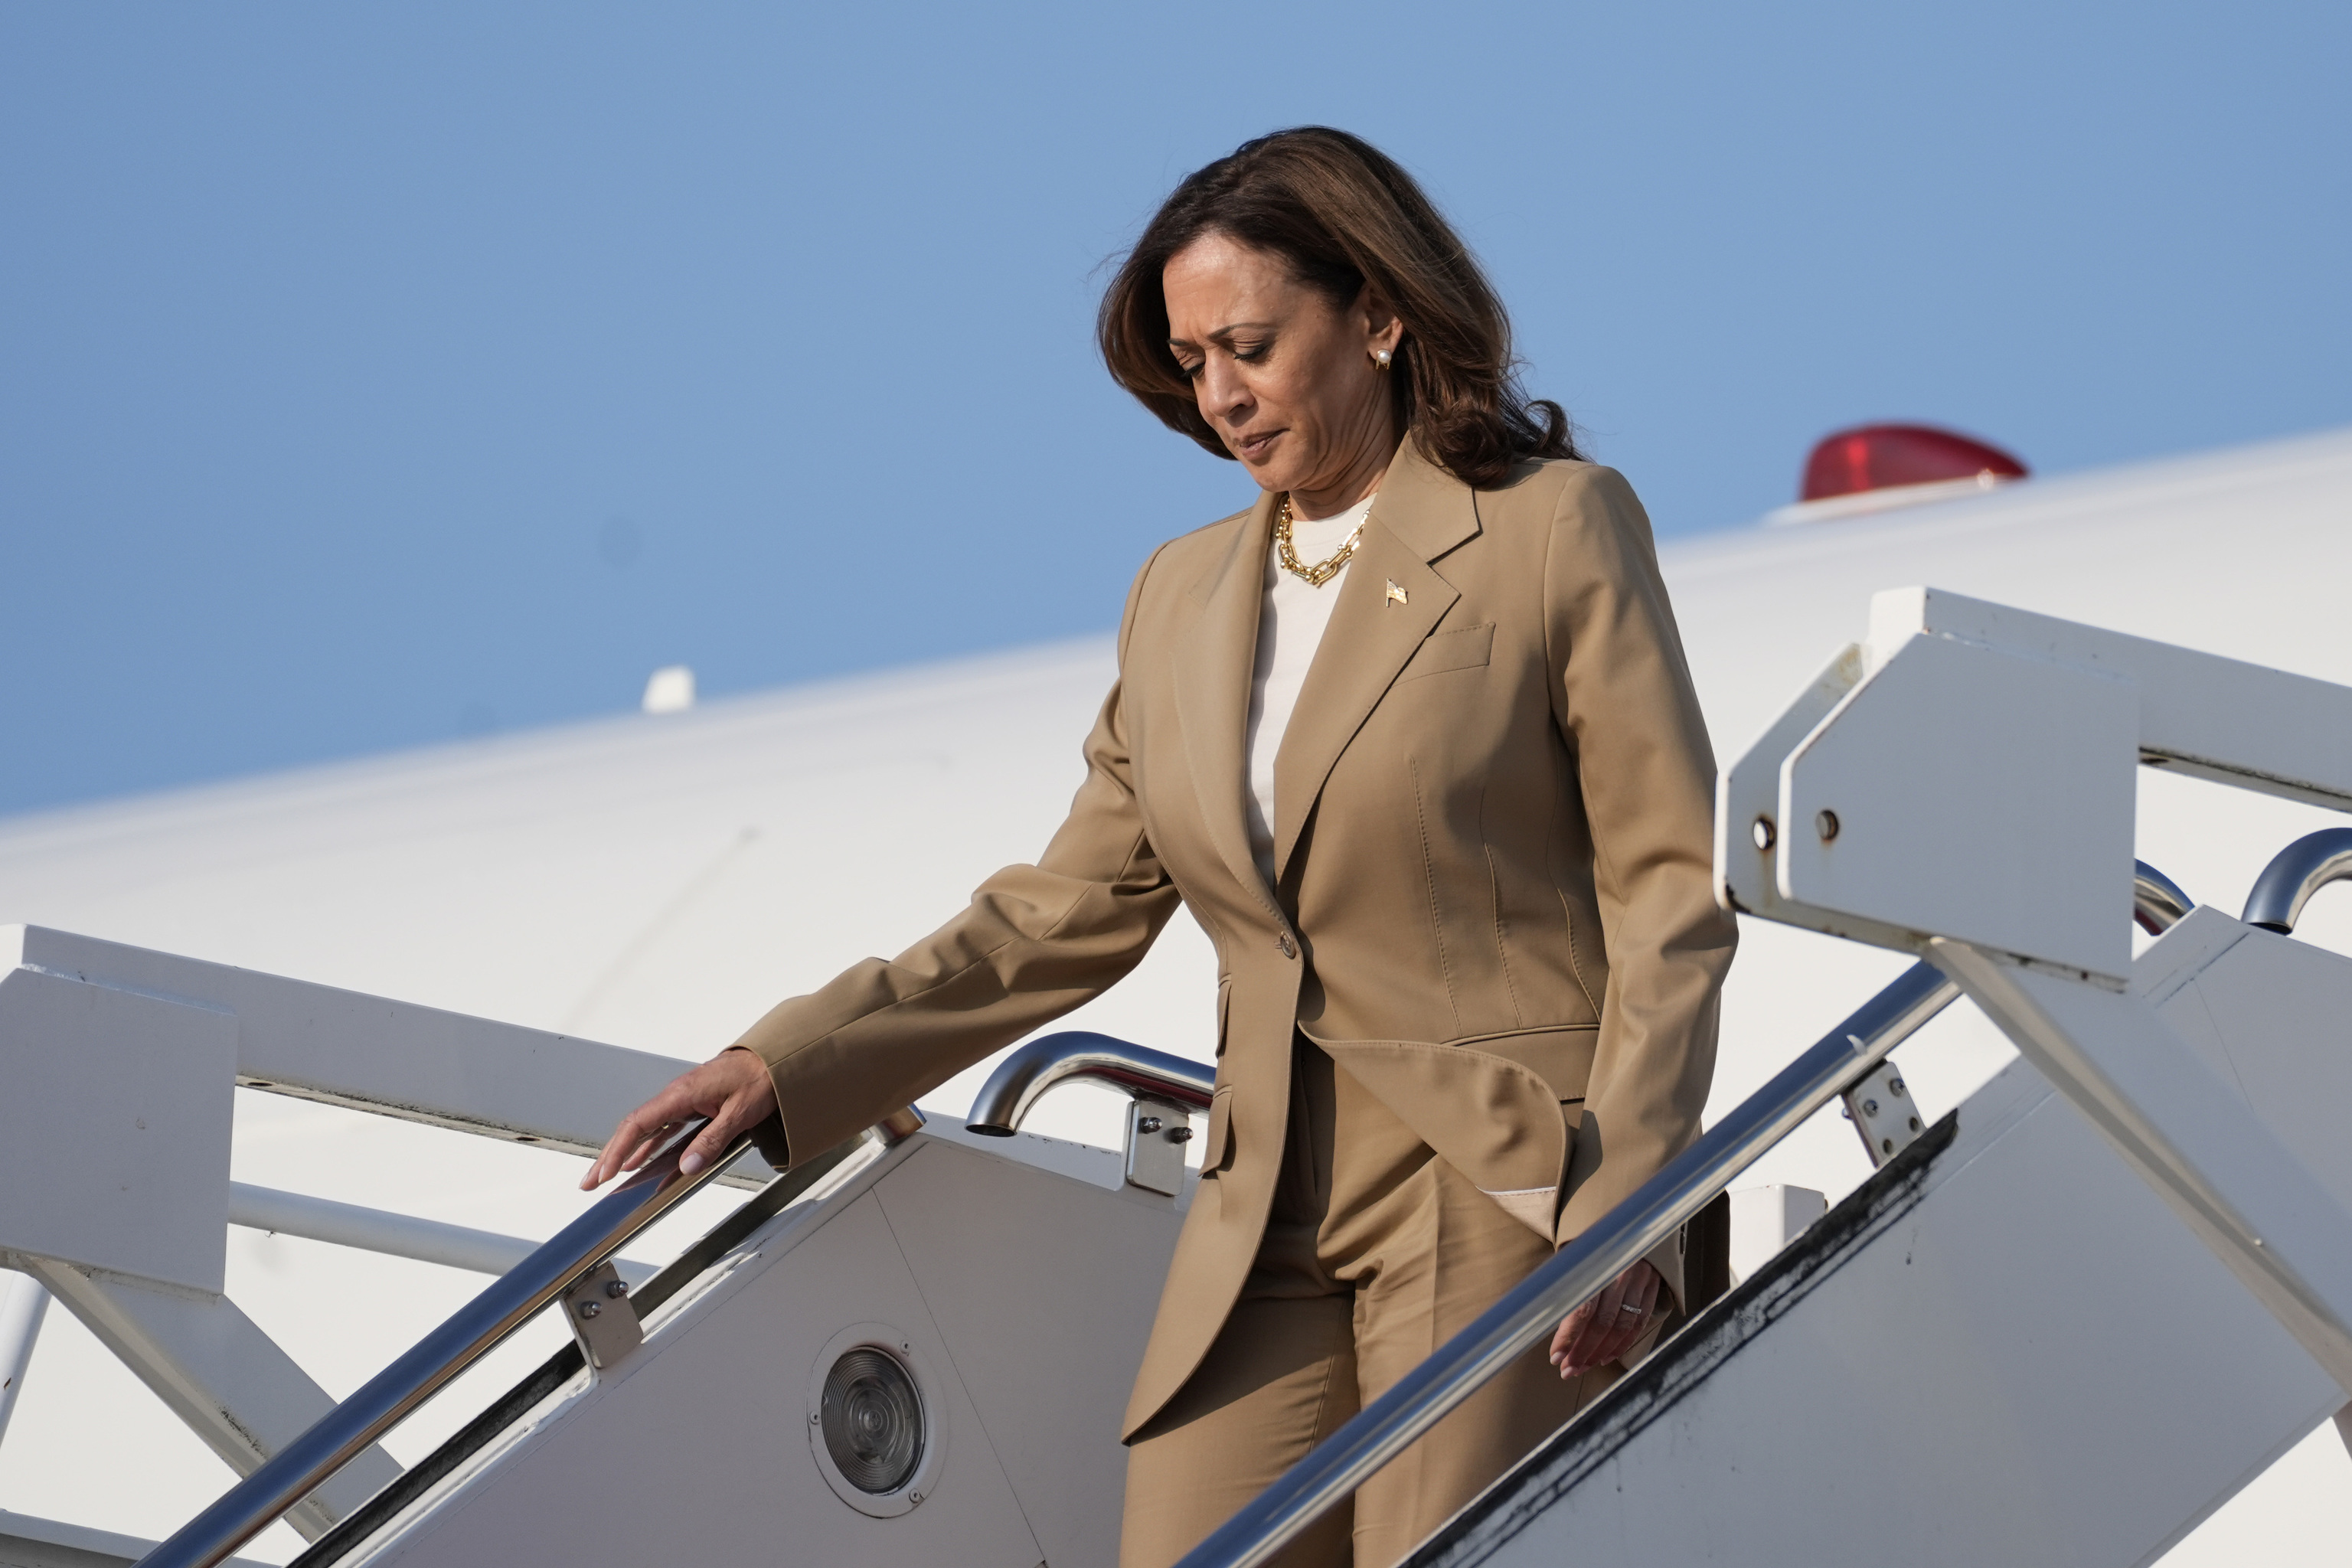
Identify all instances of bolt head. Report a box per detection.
[1752,815,1776,851]
[1815,809,1841,841]
[1136,1116,1163,1134]
[605,1279,629,1298]
[578,1301,601,1319]
[1862,1099,1880,1116]
[1887,1077,1906,1096]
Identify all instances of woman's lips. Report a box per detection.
[1233,427,1284,462]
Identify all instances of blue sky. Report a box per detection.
[4,2,2346,815]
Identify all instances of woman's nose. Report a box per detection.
[1197,360,1252,423]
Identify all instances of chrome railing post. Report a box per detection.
[965,1031,1214,1135]
[2241,828,2352,933]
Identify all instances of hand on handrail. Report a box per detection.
[1549,1258,1663,1377]
[583,1047,777,1190]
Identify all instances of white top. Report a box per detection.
[1243,493,1376,884]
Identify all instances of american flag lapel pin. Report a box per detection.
[1385,580,1408,608]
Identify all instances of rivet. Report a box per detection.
[606,1279,629,1298]
[1880,1137,1894,1154]
[1909,1116,1922,1132]
[1862,1099,1880,1116]
[1887,1077,1906,1096]
[1168,1125,1194,1143]
[1816,809,1841,841]
[1137,1116,1163,1135]
[578,1301,600,1319]
[1752,815,1776,851]
[909,1491,923,1505]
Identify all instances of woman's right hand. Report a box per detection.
[580,1047,777,1190]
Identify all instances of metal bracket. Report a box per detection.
[562,1261,642,1370]
[1123,1096,1194,1197]
[1842,1059,1926,1168]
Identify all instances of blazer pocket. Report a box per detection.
[1204,1085,1236,1173]
[1399,622,1494,682]
[1449,1024,1599,1102]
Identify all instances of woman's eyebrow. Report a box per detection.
[1168,319,1279,348]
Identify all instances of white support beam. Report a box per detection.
[0,1508,273,1568]
[2,923,773,1189]
[227,1182,653,1287]
[15,1258,402,1541]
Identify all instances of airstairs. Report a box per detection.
[5,586,2351,1568]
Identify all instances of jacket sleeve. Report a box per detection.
[731,550,1184,1163]
[1544,466,1739,1285]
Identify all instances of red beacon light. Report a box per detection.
[1775,423,2029,524]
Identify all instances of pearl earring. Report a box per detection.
[1374,348,1393,369]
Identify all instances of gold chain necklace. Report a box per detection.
[1273,495,1369,588]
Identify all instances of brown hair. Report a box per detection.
[1098,127,1578,488]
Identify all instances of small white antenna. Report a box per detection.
[641,665,695,715]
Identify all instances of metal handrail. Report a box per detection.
[141,1120,750,1568]
[2134,858,2195,934]
[2241,828,2352,934]
[965,1031,1216,1135]
[1176,867,2192,1568]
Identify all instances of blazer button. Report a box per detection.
[1276,933,1296,959]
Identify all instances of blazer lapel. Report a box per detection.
[1174,490,1282,914]
[1272,442,1477,881]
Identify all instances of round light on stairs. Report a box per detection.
[821,1347,926,1494]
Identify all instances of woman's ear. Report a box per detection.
[1359,289,1406,358]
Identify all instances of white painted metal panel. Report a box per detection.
[875,1131,1188,1568]
[357,1178,1048,1566]
[354,1130,1185,1568]
[1778,629,2141,978]
[0,967,234,1292]
[2148,923,2352,1214]
[1931,939,2352,1389]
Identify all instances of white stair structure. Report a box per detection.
[1414,910,2352,1566]
[5,586,2350,1567]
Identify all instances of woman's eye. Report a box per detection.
[1232,341,1269,362]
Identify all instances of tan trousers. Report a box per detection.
[1121,1042,1620,1568]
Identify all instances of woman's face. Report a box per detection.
[1163,233,1404,509]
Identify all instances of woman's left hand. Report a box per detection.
[1549,1259,1663,1378]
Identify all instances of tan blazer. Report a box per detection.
[735,439,1736,1437]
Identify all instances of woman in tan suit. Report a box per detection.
[586,127,1736,1567]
